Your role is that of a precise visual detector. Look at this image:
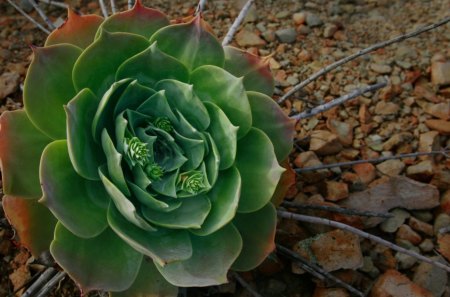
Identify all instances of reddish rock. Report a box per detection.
[309,130,343,155]
[353,163,376,184]
[425,119,450,135]
[396,224,422,245]
[406,160,435,182]
[431,60,450,86]
[418,131,440,159]
[437,234,450,262]
[374,101,399,115]
[313,287,350,297]
[235,29,266,47]
[321,181,349,201]
[370,270,433,297]
[408,217,433,236]
[376,159,405,176]
[359,104,372,124]
[326,119,353,146]
[294,151,329,183]
[441,190,450,215]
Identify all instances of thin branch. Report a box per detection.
[295,149,450,173]
[231,272,264,297]
[290,81,387,120]
[21,267,57,297]
[37,0,68,9]
[278,15,450,104]
[281,201,393,218]
[195,0,208,15]
[277,210,450,273]
[128,0,133,10]
[99,0,109,17]
[27,0,55,30]
[34,271,66,297]
[110,0,117,14]
[6,0,51,34]
[222,0,255,46]
[277,245,365,297]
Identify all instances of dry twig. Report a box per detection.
[37,0,68,9]
[222,0,255,46]
[99,0,109,17]
[290,81,387,120]
[6,0,51,34]
[277,210,450,273]
[128,0,133,9]
[232,272,264,297]
[195,0,208,15]
[27,0,56,30]
[278,15,450,104]
[21,267,57,297]
[110,0,117,14]
[34,271,66,297]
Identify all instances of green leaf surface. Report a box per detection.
[65,89,105,180]
[128,182,169,210]
[114,80,155,118]
[232,203,276,271]
[173,130,204,171]
[98,1,169,39]
[136,90,178,124]
[110,259,178,297]
[45,10,103,49]
[99,166,156,231]
[73,30,149,97]
[204,133,220,186]
[2,195,56,257]
[235,128,284,213]
[190,65,251,138]
[40,140,108,238]
[155,80,210,131]
[24,44,81,139]
[116,42,189,87]
[224,46,274,96]
[142,196,211,229]
[108,203,192,266]
[204,102,238,170]
[51,223,142,292]
[247,91,295,161]
[149,16,224,71]
[191,166,241,236]
[0,110,51,198]
[156,224,242,287]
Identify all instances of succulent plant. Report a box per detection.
[0,1,294,296]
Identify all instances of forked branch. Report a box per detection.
[222,0,255,46]
[7,0,51,34]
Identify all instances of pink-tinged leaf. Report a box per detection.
[50,223,143,293]
[0,110,51,198]
[232,203,276,271]
[3,195,57,257]
[45,9,103,49]
[271,159,296,207]
[224,46,274,96]
[149,15,224,71]
[24,44,82,139]
[247,91,295,161]
[99,0,169,39]
[110,259,177,297]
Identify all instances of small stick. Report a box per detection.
[277,210,450,273]
[232,272,264,297]
[128,0,133,9]
[6,0,51,34]
[99,0,109,17]
[34,271,66,297]
[290,81,387,120]
[295,149,450,173]
[195,0,208,15]
[222,0,255,46]
[21,267,57,297]
[110,0,116,14]
[277,245,365,297]
[278,15,450,104]
[27,0,55,30]
[281,201,393,218]
[37,0,68,9]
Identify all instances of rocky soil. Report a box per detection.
[0,0,449,296]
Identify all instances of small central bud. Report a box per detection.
[154,117,173,133]
[145,163,164,180]
[180,172,206,194]
[124,137,149,167]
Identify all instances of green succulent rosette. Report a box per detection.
[0,2,295,296]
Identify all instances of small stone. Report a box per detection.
[396,224,422,245]
[431,60,450,86]
[323,23,338,38]
[359,104,371,124]
[396,246,419,269]
[371,270,433,297]
[321,181,349,201]
[235,29,266,47]
[309,130,343,155]
[380,209,410,233]
[313,287,350,297]
[408,216,433,236]
[422,101,450,120]
[305,13,323,27]
[376,159,405,176]
[419,238,434,252]
[326,119,353,146]
[292,12,306,25]
[419,131,440,156]
[425,119,450,135]
[294,151,329,183]
[0,72,20,100]
[406,160,435,181]
[9,266,30,295]
[382,132,413,151]
[265,279,286,295]
[413,258,448,297]
[434,213,450,235]
[370,63,392,74]
[297,49,312,62]
[374,101,400,115]
[441,190,450,215]
[353,163,376,184]
[275,28,297,43]
[437,234,450,262]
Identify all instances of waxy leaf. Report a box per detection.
[108,203,193,266]
[0,111,51,198]
[114,80,155,118]
[149,16,224,71]
[40,140,108,238]
[24,44,82,139]
[156,224,242,286]
[3,196,56,257]
[51,223,143,292]
[190,65,252,138]
[46,10,103,49]
[66,88,105,180]
[247,91,295,161]
[232,203,276,271]
[110,259,177,297]
[73,30,149,96]
[128,182,169,210]
[235,128,284,213]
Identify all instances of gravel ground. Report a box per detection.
[0,0,449,296]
